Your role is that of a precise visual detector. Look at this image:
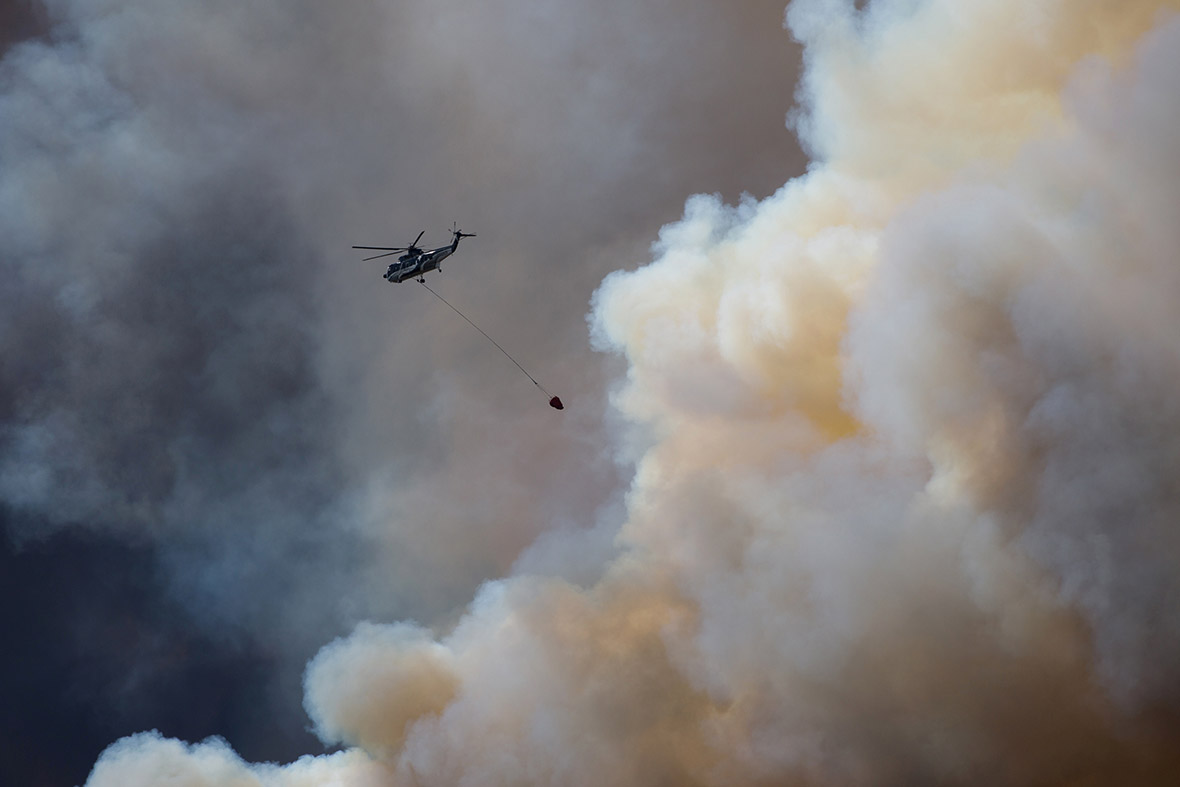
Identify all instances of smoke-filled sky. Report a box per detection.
[4,1,1180,785]
[1,0,803,783]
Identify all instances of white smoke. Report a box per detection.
[86,0,1180,785]
[88,732,392,787]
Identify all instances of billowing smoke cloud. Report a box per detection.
[88,733,392,787]
[72,0,1180,783]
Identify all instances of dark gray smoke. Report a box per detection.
[0,0,804,779]
[1,0,801,632]
[0,27,345,647]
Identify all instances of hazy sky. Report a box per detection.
[5,1,1180,786]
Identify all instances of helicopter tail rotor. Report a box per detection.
[451,221,476,239]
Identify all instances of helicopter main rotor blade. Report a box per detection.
[412,230,425,248]
[353,245,411,251]
[362,250,404,261]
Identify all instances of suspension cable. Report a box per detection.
[419,280,563,409]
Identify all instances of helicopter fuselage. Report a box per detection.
[384,239,460,283]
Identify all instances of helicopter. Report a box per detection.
[353,225,476,283]
[352,224,563,410]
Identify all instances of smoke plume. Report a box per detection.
[71,0,1180,783]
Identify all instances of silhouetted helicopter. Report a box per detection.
[354,225,476,283]
[352,225,564,410]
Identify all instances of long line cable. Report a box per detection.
[419,279,562,407]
